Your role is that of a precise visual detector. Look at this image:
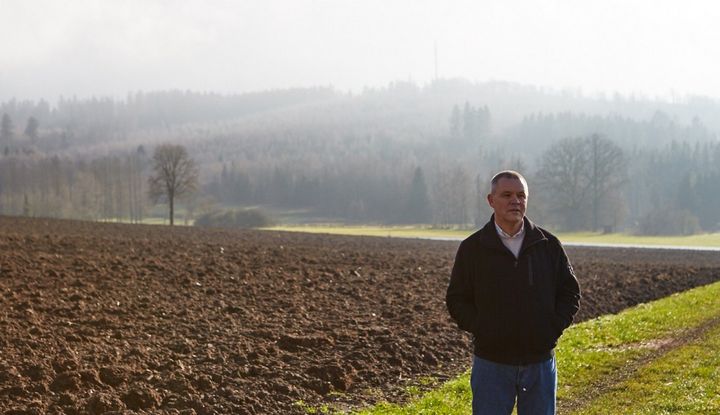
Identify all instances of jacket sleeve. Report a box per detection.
[446,241,478,334]
[554,242,581,330]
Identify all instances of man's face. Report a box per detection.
[487,177,528,227]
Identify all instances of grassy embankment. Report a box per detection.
[266,225,720,247]
[353,280,720,415]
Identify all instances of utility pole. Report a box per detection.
[592,134,599,232]
[434,42,439,81]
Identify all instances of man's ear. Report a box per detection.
[487,193,494,208]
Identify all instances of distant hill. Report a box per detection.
[1,79,719,231]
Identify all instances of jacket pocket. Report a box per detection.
[472,311,503,351]
[550,313,566,339]
[529,311,562,353]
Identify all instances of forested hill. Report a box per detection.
[0,79,720,152]
[3,79,720,155]
[0,87,338,131]
[1,79,719,233]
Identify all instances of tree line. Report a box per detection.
[1,81,720,234]
[0,150,147,222]
[2,134,718,234]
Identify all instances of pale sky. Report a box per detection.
[2,0,720,102]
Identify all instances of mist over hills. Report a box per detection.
[2,78,718,155]
[1,78,719,233]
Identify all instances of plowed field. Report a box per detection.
[2,216,720,414]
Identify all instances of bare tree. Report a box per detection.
[148,144,198,225]
[536,135,626,230]
[127,149,146,223]
[587,134,626,230]
[431,165,471,227]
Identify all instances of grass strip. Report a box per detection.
[354,280,720,415]
[265,225,720,247]
[553,231,720,247]
[576,322,720,414]
[265,225,472,240]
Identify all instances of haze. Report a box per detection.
[2,0,720,102]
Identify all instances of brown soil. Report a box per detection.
[1,216,720,414]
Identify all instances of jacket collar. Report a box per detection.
[477,215,547,254]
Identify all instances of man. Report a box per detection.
[446,170,580,414]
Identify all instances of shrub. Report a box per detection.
[194,208,273,229]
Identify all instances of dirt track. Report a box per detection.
[2,216,720,414]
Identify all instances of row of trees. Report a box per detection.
[4,80,720,163]
[203,134,719,233]
[1,135,719,234]
[1,113,39,142]
[2,81,720,233]
[449,103,492,143]
[0,144,196,226]
[0,153,147,221]
[0,88,338,133]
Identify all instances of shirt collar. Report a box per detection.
[495,221,525,239]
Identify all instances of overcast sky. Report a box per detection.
[2,0,720,103]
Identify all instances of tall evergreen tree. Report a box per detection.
[462,102,475,140]
[24,117,39,140]
[1,113,13,141]
[403,167,432,223]
[449,105,462,139]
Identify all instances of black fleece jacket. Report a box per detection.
[446,216,581,365]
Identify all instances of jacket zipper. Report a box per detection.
[528,256,534,286]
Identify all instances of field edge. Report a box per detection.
[351,280,720,415]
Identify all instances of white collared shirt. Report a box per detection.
[495,221,525,258]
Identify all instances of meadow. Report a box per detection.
[267,225,720,248]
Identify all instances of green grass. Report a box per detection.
[556,282,720,405]
[353,280,720,415]
[357,375,472,415]
[98,216,177,225]
[576,324,720,414]
[265,224,472,240]
[264,225,720,247]
[557,231,720,247]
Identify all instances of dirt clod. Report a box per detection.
[122,387,160,410]
[85,393,125,414]
[49,372,80,392]
[98,367,125,387]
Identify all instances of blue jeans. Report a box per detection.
[470,355,556,415]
